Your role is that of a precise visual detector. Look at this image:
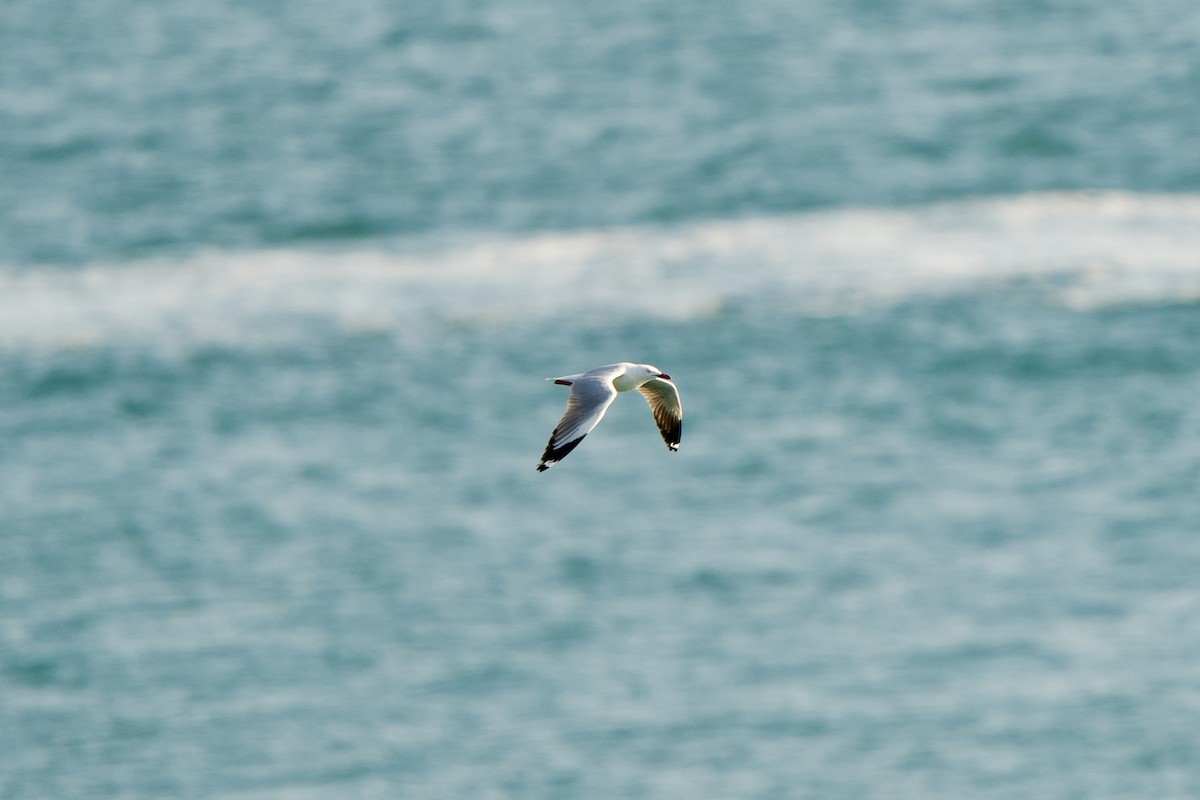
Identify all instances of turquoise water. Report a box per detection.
[4,2,1200,799]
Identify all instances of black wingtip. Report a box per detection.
[661,419,682,451]
[537,434,586,472]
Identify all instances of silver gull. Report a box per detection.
[537,362,682,472]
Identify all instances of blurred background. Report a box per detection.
[3,1,1200,797]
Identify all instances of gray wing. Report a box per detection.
[537,371,620,471]
[637,377,682,451]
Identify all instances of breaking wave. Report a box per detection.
[3,191,1200,354]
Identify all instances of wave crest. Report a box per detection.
[3,191,1200,353]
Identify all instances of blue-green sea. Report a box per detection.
[4,2,1200,798]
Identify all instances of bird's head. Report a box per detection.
[633,363,668,382]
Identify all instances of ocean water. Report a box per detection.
[4,2,1200,799]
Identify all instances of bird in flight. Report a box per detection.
[537,362,682,472]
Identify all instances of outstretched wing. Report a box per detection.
[637,376,682,451]
[537,371,620,471]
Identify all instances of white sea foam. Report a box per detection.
[2,191,1199,353]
